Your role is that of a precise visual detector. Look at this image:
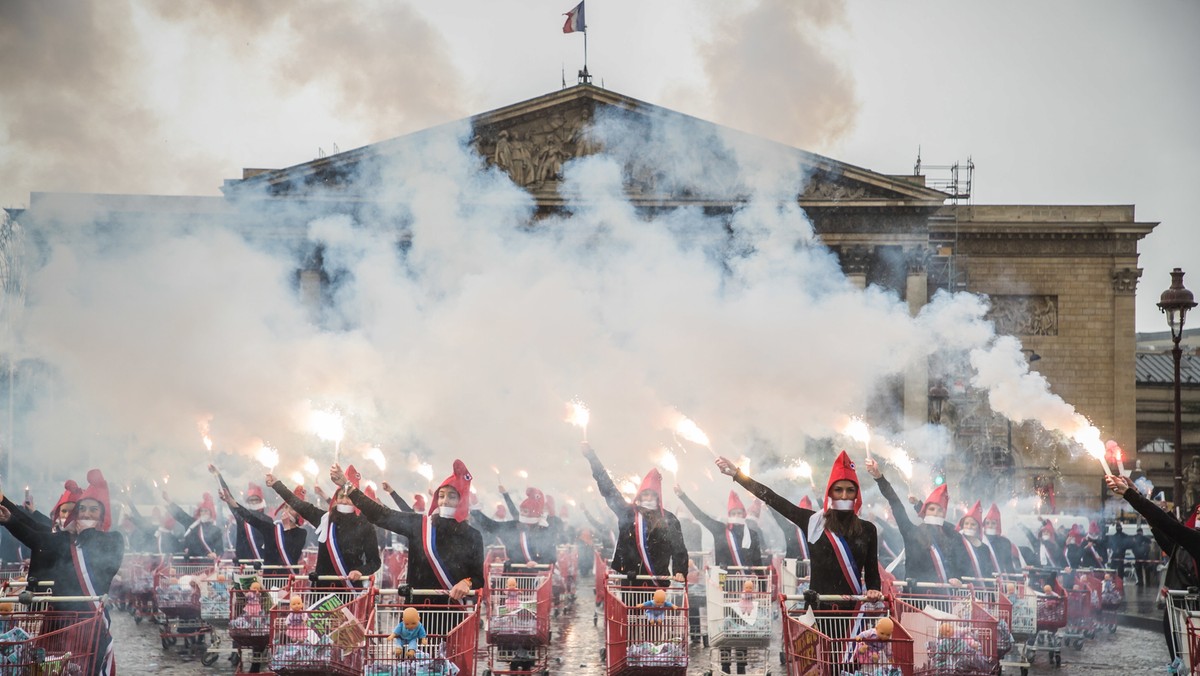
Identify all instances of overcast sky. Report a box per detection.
[2,0,1196,331]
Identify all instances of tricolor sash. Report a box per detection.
[520,532,536,563]
[929,543,949,583]
[635,513,656,576]
[244,521,261,557]
[197,524,214,556]
[726,526,745,568]
[982,536,1002,575]
[274,523,294,567]
[72,541,116,675]
[796,526,810,560]
[825,531,864,595]
[324,521,352,585]
[961,536,983,578]
[423,515,457,591]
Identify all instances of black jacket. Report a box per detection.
[347,487,484,593]
[584,449,688,581]
[273,483,380,579]
[1,514,124,610]
[676,490,762,568]
[168,503,226,560]
[983,533,1020,574]
[232,503,306,568]
[876,476,967,582]
[736,473,879,595]
[1,496,56,581]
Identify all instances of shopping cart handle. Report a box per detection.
[3,594,106,605]
[309,574,375,582]
[782,594,875,603]
[406,589,478,597]
[960,577,997,583]
[892,581,961,589]
[725,566,773,571]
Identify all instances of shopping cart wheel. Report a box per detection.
[201,651,220,667]
[134,615,143,624]
[1053,651,1061,667]
[1073,638,1083,650]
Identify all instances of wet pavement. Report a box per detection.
[110,573,1173,675]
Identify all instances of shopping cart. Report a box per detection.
[959,577,1021,676]
[484,545,509,588]
[267,575,376,675]
[780,592,913,676]
[778,558,811,612]
[226,566,299,674]
[554,544,579,612]
[1166,589,1200,675]
[1079,568,1121,635]
[363,588,480,676]
[1060,576,1096,650]
[154,559,221,665]
[381,547,409,589]
[0,594,107,675]
[482,564,552,675]
[892,581,1000,676]
[594,550,609,626]
[0,564,24,585]
[600,575,689,675]
[704,566,774,676]
[118,554,159,624]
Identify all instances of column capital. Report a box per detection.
[1112,267,1142,295]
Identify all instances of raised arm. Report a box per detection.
[715,458,813,531]
[501,488,518,520]
[470,509,505,534]
[584,508,612,533]
[383,482,412,512]
[267,477,325,526]
[582,444,632,518]
[0,502,49,551]
[1110,475,1200,561]
[673,488,724,534]
[346,486,420,538]
[864,459,918,538]
[165,499,195,529]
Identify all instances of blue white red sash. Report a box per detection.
[244,521,260,557]
[72,540,116,675]
[929,544,949,583]
[423,515,456,590]
[825,531,864,595]
[197,524,214,556]
[635,513,656,576]
[982,536,1002,574]
[961,536,983,578]
[520,532,536,563]
[274,523,294,567]
[325,521,352,585]
[726,526,745,568]
[796,526,810,560]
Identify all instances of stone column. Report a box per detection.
[905,247,931,428]
[840,245,871,290]
[1111,265,1141,466]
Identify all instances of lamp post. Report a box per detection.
[1158,268,1196,509]
[928,382,949,425]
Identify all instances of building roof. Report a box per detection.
[1135,351,1200,385]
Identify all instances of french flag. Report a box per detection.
[562,1,585,34]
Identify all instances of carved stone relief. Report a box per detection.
[476,108,592,189]
[838,245,873,276]
[1112,267,1142,295]
[986,295,1059,336]
[803,178,869,201]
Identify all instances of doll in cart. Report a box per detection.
[285,595,319,645]
[231,581,270,630]
[504,577,522,614]
[393,607,428,659]
[642,588,674,625]
[928,621,987,673]
[1100,573,1122,608]
[852,617,901,676]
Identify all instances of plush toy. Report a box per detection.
[504,578,521,613]
[642,589,673,624]
[393,607,428,659]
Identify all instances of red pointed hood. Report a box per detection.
[637,469,663,509]
[363,484,377,502]
[430,460,473,522]
[520,488,546,518]
[748,498,762,520]
[77,469,112,531]
[345,465,362,490]
[798,496,813,510]
[727,491,746,516]
[825,450,861,514]
[52,480,82,522]
[495,503,507,519]
[1040,521,1056,540]
[1088,520,1102,538]
[246,483,264,502]
[275,485,306,526]
[412,493,426,513]
[921,484,949,516]
[195,492,216,520]
[957,501,983,531]
[1066,524,1083,545]
[984,504,1003,535]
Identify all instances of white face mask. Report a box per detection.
[199,515,214,524]
[76,519,98,530]
[923,515,945,527]
[439,505,457,519]
[247,501,265,511]
[960,525,978,538]
[638,499,659,511]
[728,516,746,526]
[830,500,855,511]
[518,515,540,525]
[335,504,355,514]
[984,526,999,536]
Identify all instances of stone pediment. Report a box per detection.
[224,85,948,208]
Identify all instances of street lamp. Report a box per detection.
[1158,267,1197,509]
[928,382,949,424]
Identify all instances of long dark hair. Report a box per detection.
[825,509,863,539]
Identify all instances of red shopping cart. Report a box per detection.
[363,588,480,676]
[0,594,107,675]
[601,575,689,675]
[483,564,552,675]
[267,575,375,675]
[780,592,914,676]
